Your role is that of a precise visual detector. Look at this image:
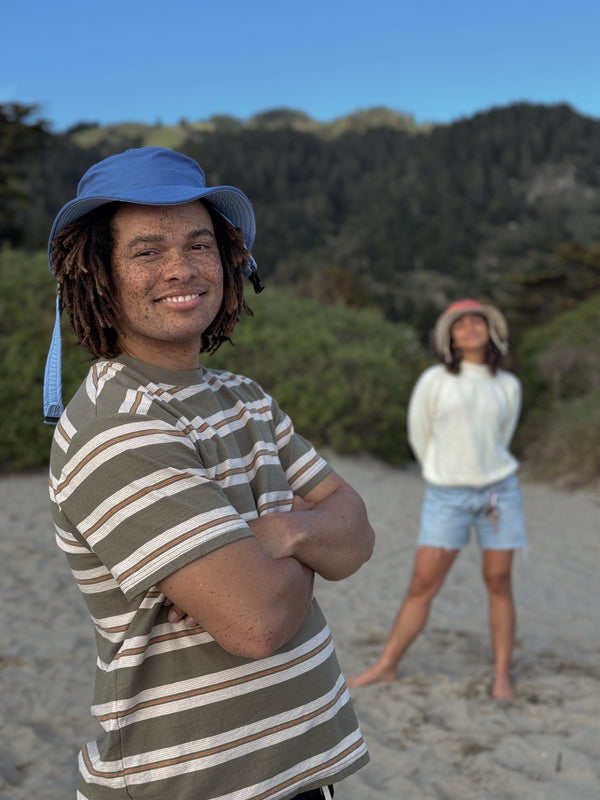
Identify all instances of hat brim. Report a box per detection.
[434,304,509,361]
[49,185,256,257]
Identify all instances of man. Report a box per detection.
[44,147,374,800]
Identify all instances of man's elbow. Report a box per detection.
[223,630,297,661]
[349,495,376,563]
[216,609,307,660]
[355,518,376,566]
[365,524,375,560]
[225,637,278,661]
[351,529,375,573]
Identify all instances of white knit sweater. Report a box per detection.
[407,361,521,487]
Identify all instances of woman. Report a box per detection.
[347,299,526,699]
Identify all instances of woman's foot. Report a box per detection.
[346,662,397,687]
[491,675,516,700]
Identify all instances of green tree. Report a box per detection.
[0,104,50,245]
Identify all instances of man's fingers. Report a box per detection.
[291,495,316,511]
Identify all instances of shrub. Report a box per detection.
[0,247,91,469]
[1,256,426,470]
[516,293,600,485]
[520,388,600,487]
[207,287,427,463]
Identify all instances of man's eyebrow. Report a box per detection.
[124,234,164,249]
[124,228,216,249]
[187,228,216,240]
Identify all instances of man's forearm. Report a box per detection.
[290,485,375,580]
[158,538,315,659]
[251,476,375,581]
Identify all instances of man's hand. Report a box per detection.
[163,495,315,626]
[160,470,374,646]
[251,471,375,581]
[249,494,315,559]
[157,535,314,659]
[163,597,199,627]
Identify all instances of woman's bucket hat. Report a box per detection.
[44,147,261,423]
[433,298,509,364]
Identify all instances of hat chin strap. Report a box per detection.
[43,295,64,424]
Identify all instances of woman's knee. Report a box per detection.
[483,569,512,595]
[482,550,513,595]
[408,547,458,598]
[407,574,438,599]
[408,566,448,598]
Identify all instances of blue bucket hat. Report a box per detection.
[44,146,263,423]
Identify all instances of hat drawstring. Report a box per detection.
[246,255,265,293]
[43,294,64,424]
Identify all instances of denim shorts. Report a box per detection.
[417,473,527,550]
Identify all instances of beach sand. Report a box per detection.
[1,455,598,799]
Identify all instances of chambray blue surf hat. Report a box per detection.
[44,146,263,423]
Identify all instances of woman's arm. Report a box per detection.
[500,374,522,446]
[407,370,435,464]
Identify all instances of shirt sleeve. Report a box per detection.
[268,392,333,494]
[52,414,253,600]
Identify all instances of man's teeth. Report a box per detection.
[161,294,199,303]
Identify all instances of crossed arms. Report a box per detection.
[158,471,374,660]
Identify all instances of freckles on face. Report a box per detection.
[109,202,225,369]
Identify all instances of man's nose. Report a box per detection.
[162,249,196,279]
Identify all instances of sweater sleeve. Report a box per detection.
[499,372,522,446]
[407,367,438,465]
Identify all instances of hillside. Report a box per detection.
[1,102,599,483]
[4,102,600,337]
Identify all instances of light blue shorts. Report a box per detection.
[417,473,527,551]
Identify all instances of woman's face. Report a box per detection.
[450,313,490,363]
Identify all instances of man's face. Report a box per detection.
[111,201,224,369]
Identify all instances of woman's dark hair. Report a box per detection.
[50,200,252,359]
[443,316,503,375]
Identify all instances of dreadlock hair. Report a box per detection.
[50,200,253,360]
[201,201,253,354]
[51,202,121,359]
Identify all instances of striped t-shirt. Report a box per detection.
[49,355,369,800]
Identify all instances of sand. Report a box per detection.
[1,455,598,799]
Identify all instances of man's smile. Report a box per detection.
[157,292,203,304]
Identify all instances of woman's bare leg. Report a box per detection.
[346,546,459,687]
[483,549,516,699]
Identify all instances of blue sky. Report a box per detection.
[2,0,599,132]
